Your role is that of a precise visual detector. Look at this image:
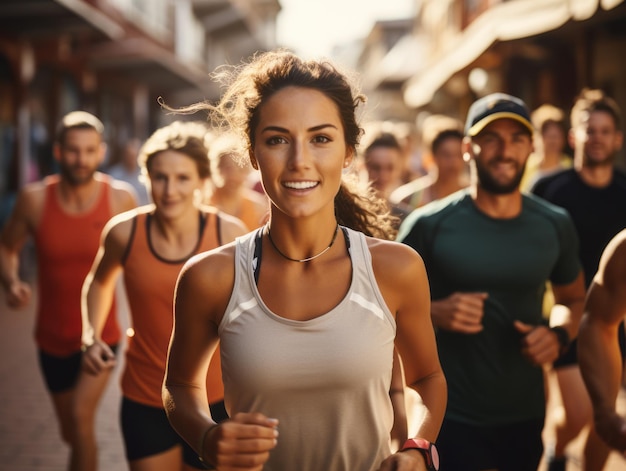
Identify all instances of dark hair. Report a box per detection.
[170,49,397,239]
[571,88,622,130]
[364,132,402,159]
[138,121,212,180]
[431,129,463,155]
[55,111,104,145]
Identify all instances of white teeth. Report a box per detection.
[284,181,317,189]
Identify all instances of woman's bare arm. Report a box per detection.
[81,213,134,373]
[373,240,446,470]
[163,245,278,468]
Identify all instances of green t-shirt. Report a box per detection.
[397,190,581,426]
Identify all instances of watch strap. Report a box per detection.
[401,438,439,471]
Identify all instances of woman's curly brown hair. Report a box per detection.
[164,49,398,240]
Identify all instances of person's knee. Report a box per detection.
[55,408,78,446]
[72,398,96,432]
[72,372,110,430]
[51,391,77,445]
[59,422,74,445]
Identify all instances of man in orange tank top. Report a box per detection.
[0,111,137,471]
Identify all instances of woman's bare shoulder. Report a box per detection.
[366,236,424,270]
[104,206,143,233]
[182,242,238,281]
[177,243,238,320]
[364,235,429,316]
[99,208,142,252]
[366,236,427,288]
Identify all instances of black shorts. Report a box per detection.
[121,396,228,467]
[38,344,119,393]
[554,319,626,368]
[436,417,544,471]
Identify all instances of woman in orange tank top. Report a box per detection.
[79,121,247,471]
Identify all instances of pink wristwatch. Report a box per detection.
[400,438,439,471]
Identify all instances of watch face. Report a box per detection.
[431,442,440,470]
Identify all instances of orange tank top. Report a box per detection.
[121,210,224,407]
[35,175,120,356]
[209,194,264,231]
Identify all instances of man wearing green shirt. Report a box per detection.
[398,93,586,471]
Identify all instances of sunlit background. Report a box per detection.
[277,0,415,58]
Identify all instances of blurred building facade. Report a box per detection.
[359,0,626,165]
[4,0,626,214]
[0,0,280,216]
[357,17,417,123]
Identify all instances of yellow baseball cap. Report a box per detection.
[465,93,534,137]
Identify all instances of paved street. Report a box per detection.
[0,269,129,471]
[539,373,626,471]
[1,268,626,470]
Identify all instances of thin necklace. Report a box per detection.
[266,224,339,263]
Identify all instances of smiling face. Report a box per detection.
[252,86,352,219]
[147,150,206,220]
[467,118,533,194]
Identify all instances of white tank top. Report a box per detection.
[218,227,396,471]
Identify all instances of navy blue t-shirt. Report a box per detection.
[532,168,626,286]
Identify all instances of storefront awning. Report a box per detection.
[403,0,625,108]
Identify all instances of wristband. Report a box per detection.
[401,438,439,470]
[550,326,570,355]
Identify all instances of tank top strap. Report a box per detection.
[343,227,396,326]
[121,213,141,266]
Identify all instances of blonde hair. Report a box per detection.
[531,104,565,134]
[138,121,212,180]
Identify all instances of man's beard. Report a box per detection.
[475,158,525,195]
[59,164,96,186]
[583,151,615,168]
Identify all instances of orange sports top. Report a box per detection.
[35,175,120,356]
[121,210,224,407]
[209,194,264,231]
